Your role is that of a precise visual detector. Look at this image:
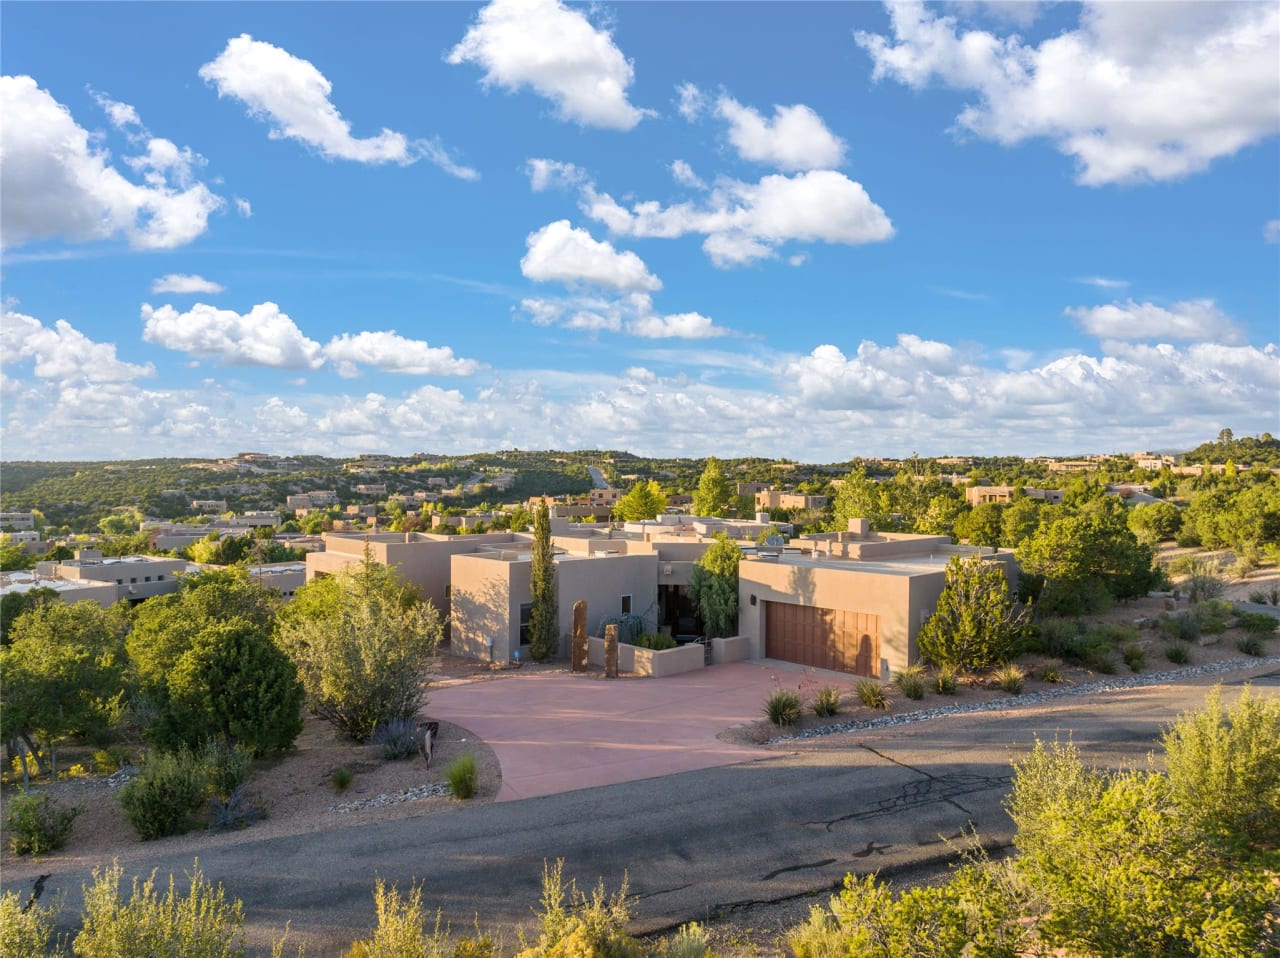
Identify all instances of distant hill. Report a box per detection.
[1183,432,1280,468]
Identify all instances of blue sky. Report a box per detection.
[2,0,1277,461]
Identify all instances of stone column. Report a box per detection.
[571,600,588,673]
[604,623,619,679]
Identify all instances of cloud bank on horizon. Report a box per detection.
[1,0,1277,461]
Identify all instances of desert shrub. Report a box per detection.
[343,881,449,958]
[1038,662,1065,684]
[992,663,1024,695]
[631,633,676,651]
[1235,612,1278,636]
[892,665,926,700]
[856,680,890,710]
[206,785,263,833]
[1191,599,1232,635]
[1236,635,1265,657]
[657,923,711,958]
[1162,685,1280,854]
[917,555,1031,670]
[119,750,206,841]
[371,718,421,761]
[1122,643,1146,673]
[0,889,62,957]
[1035,617,1084,658]
[5,791,80,855]
[200,739,252,802]
[764,689,802,726]
[514,860,641,958]
[810,686,842,718]
[932,664,958,695]
[1160,613,1201,643]
[1183,572,1225,604]
[1247,589,1272,605]
[1165,641,1192,665]
[72,861,245,958]
[93,749,123,775]
[1092,622,1139,645]
[446,754,477,799]
[330,766,354,792]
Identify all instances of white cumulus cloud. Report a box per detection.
[583,169,894,267]
[675,82,707,122]
[715,95,847,171]
[520,291,730,340]
[323,330,482,378]
[1265,219,1280,244]
[200,35,476,178]
[141,301,326,369]
[855,0,1280,185]
[0,75,223,249]
[3,304,155,383]
[627,311,726,340]
[521,220,661,292]
[1065,299,1244,343]
[151,274,225,295]
[526,158,587,192]
[670,160,706,190]
[447,0,648,130]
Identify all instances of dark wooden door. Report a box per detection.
[764,601,879,676]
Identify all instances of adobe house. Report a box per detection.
[737,520,1017,679]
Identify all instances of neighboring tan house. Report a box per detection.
[737,519,1016,679]
[31,550,186,604]
[964,485,1064,507]
[0,570,120,608]
[755,491,829,511]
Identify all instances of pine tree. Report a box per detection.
[529,500,559,661]
[916,554,1029,670]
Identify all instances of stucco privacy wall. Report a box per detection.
[450,551,658,663]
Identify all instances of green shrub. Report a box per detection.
[206,785,263,833]
[1035,617,1085,658]
[764,689,802,726]
[1160,613,1201,643]
[0,889,61,956]
[73,861,245,958]
[1165,641,1192,664]
[6,792,80,855]
[893,666,926,700]
[810,686,842,718]
[1236,635,1265,657]
[1122,643,1146,673]
[515,860,641,958]
[1039,663,1065,684]
[1183,572,1225,603]
[330,766,354,792]
[992,663,1024,695]
[932,664,959,695]
[658,922,711,958]
[1192,599,1232,635]
[446,754,477,799]
[200,739,252,802]
[93,749,123,776]
[631,633,676,651]
[344,881,452,958]
[119,751,206,841]
[1092,622,1139,645]
[1235,612,1278,636]
[856,680,890,710]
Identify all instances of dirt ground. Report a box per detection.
[3,556,1277,945]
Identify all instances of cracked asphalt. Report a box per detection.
[15,664,1278,956]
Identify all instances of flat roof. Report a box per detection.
[743,551,962,578]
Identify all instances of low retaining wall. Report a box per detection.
[586,636,706,677]
[711,635,751,665]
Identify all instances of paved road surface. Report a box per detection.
[13,666,1277,956]
[587,465,609,489]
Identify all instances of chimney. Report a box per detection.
[846,518,870,537]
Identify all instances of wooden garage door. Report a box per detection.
[764,602,879,676]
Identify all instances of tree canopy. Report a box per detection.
[691,457,732,518]
[613,480,667,522]
[688,534,741,638]
[916,554,1030,670]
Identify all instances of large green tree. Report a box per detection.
[612,480,667,521]
[1018,513,1156,613]
[275,554,442,740]
[830,467,894,531]
[688,534,741,638]
[916,554,1030,670]
[691,457,732,518]
[528,500,558,662]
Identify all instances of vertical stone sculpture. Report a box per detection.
[604,623,619,679]
[572,600,588,673]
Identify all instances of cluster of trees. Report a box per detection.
[1,558,442,791]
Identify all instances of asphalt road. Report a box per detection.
[587,465,609,489]
[15,667,1277,955]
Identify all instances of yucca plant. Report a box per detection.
[856,679,891,710]
[810,686,842,718]
[764,689,803,726]
[992,663,1024,695]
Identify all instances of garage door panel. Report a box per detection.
[764,601,879,676]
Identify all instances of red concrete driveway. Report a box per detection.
[426,662,858,801]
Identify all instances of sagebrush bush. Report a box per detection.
[371,718,421,761]
[1165,641,1192,664]
[0,889,60,956]
[856,680,890,710]
[893,666,926,700]
[764,689,802,726]
[1122,643,1146,673]
[658,922,711,958]
[992,663,1024,695]
[1192,600,1232,635]
[1035,617,1084,659]
[933,664,959,695]
[514,860,641,958]
[1160,613,1201,643]
[1235,612,1278,637]
[119,750,206,841]
[447,754,477,799]
[73,862,246,958]
[1182,572,1226,604]
[810,686,842,718]
[200,739,252,802]
[6,791,80,855]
